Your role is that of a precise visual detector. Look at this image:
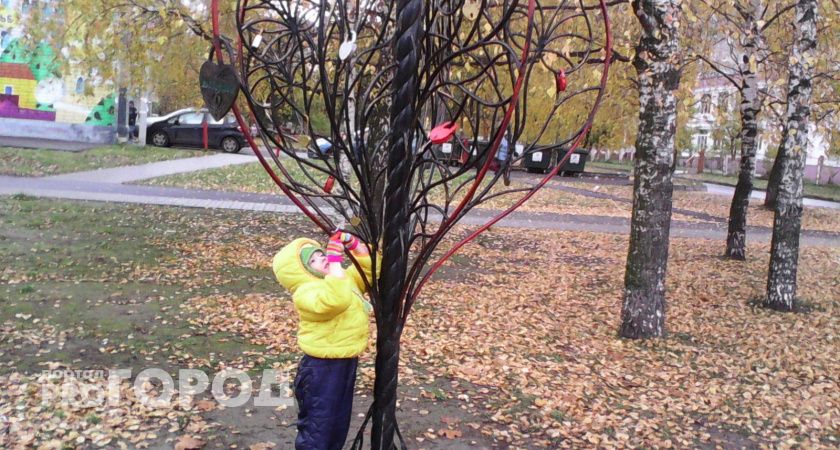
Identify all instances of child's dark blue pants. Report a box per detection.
[294,355,358,450]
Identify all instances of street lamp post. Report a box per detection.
[138,95,149,147]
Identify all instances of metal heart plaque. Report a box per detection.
[199,60,240,121]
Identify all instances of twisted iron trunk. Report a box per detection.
[369,0,423,446]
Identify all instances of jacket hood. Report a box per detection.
[273,237,323,293]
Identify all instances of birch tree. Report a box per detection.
[620,0,682,339]
[764,0,818,311]
[764,0,839,207]
[685,1,794,260]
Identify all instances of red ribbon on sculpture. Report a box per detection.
[324,176,335,194]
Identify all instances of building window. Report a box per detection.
[697,133,708,151]
[718,92,730,112]
[701,94,712,115]
[75,77,85,94]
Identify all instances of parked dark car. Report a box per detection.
[146,110,246,153]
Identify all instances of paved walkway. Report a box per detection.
[529,171,840,211]
[46,153,257,183]
[0,175,301,213]
[1,154,839,246]
[703,182,840,210]
[2,174,839,247]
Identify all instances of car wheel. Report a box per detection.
[151,131,169,147]
[221,136,241,153]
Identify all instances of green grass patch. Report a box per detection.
[587,160,634,174]
[0,196,313,375]
[0,198,172,281]
[142,161,279,194]
[141,159,331,194]
[0,145,196,177]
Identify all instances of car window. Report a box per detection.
[205,113,225,125]
[180,112,205,125]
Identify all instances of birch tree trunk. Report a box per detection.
[725,90,760,259]
[763,138,786,208]
[765,0,818,311]
[725,4,764,260]
[620,0,682,339]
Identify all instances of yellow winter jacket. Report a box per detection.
[272,238,373,359]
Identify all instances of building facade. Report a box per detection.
[0,0,116,144]
[687,69,838,184]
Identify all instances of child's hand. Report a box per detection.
[331,230,361,251]
[325,237,344,264]
[341,232,360,250]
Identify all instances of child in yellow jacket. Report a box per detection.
[272,232,372,450]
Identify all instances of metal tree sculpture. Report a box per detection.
[211,0,611,446]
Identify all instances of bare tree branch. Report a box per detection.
[695,53,741,89]
[760,3,797,32]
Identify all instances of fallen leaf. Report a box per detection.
[441,416,461,426]
[175,435,205,450]
[195,399,216,412]
[439,428,463,439]
[249,443,276,450]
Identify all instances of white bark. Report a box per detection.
[620,0,682,339]
[725,0,765,260]
[765,0,818,311]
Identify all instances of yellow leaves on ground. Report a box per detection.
[5,198,835,448]
[0,370,213,449]
[175,225,839,448]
